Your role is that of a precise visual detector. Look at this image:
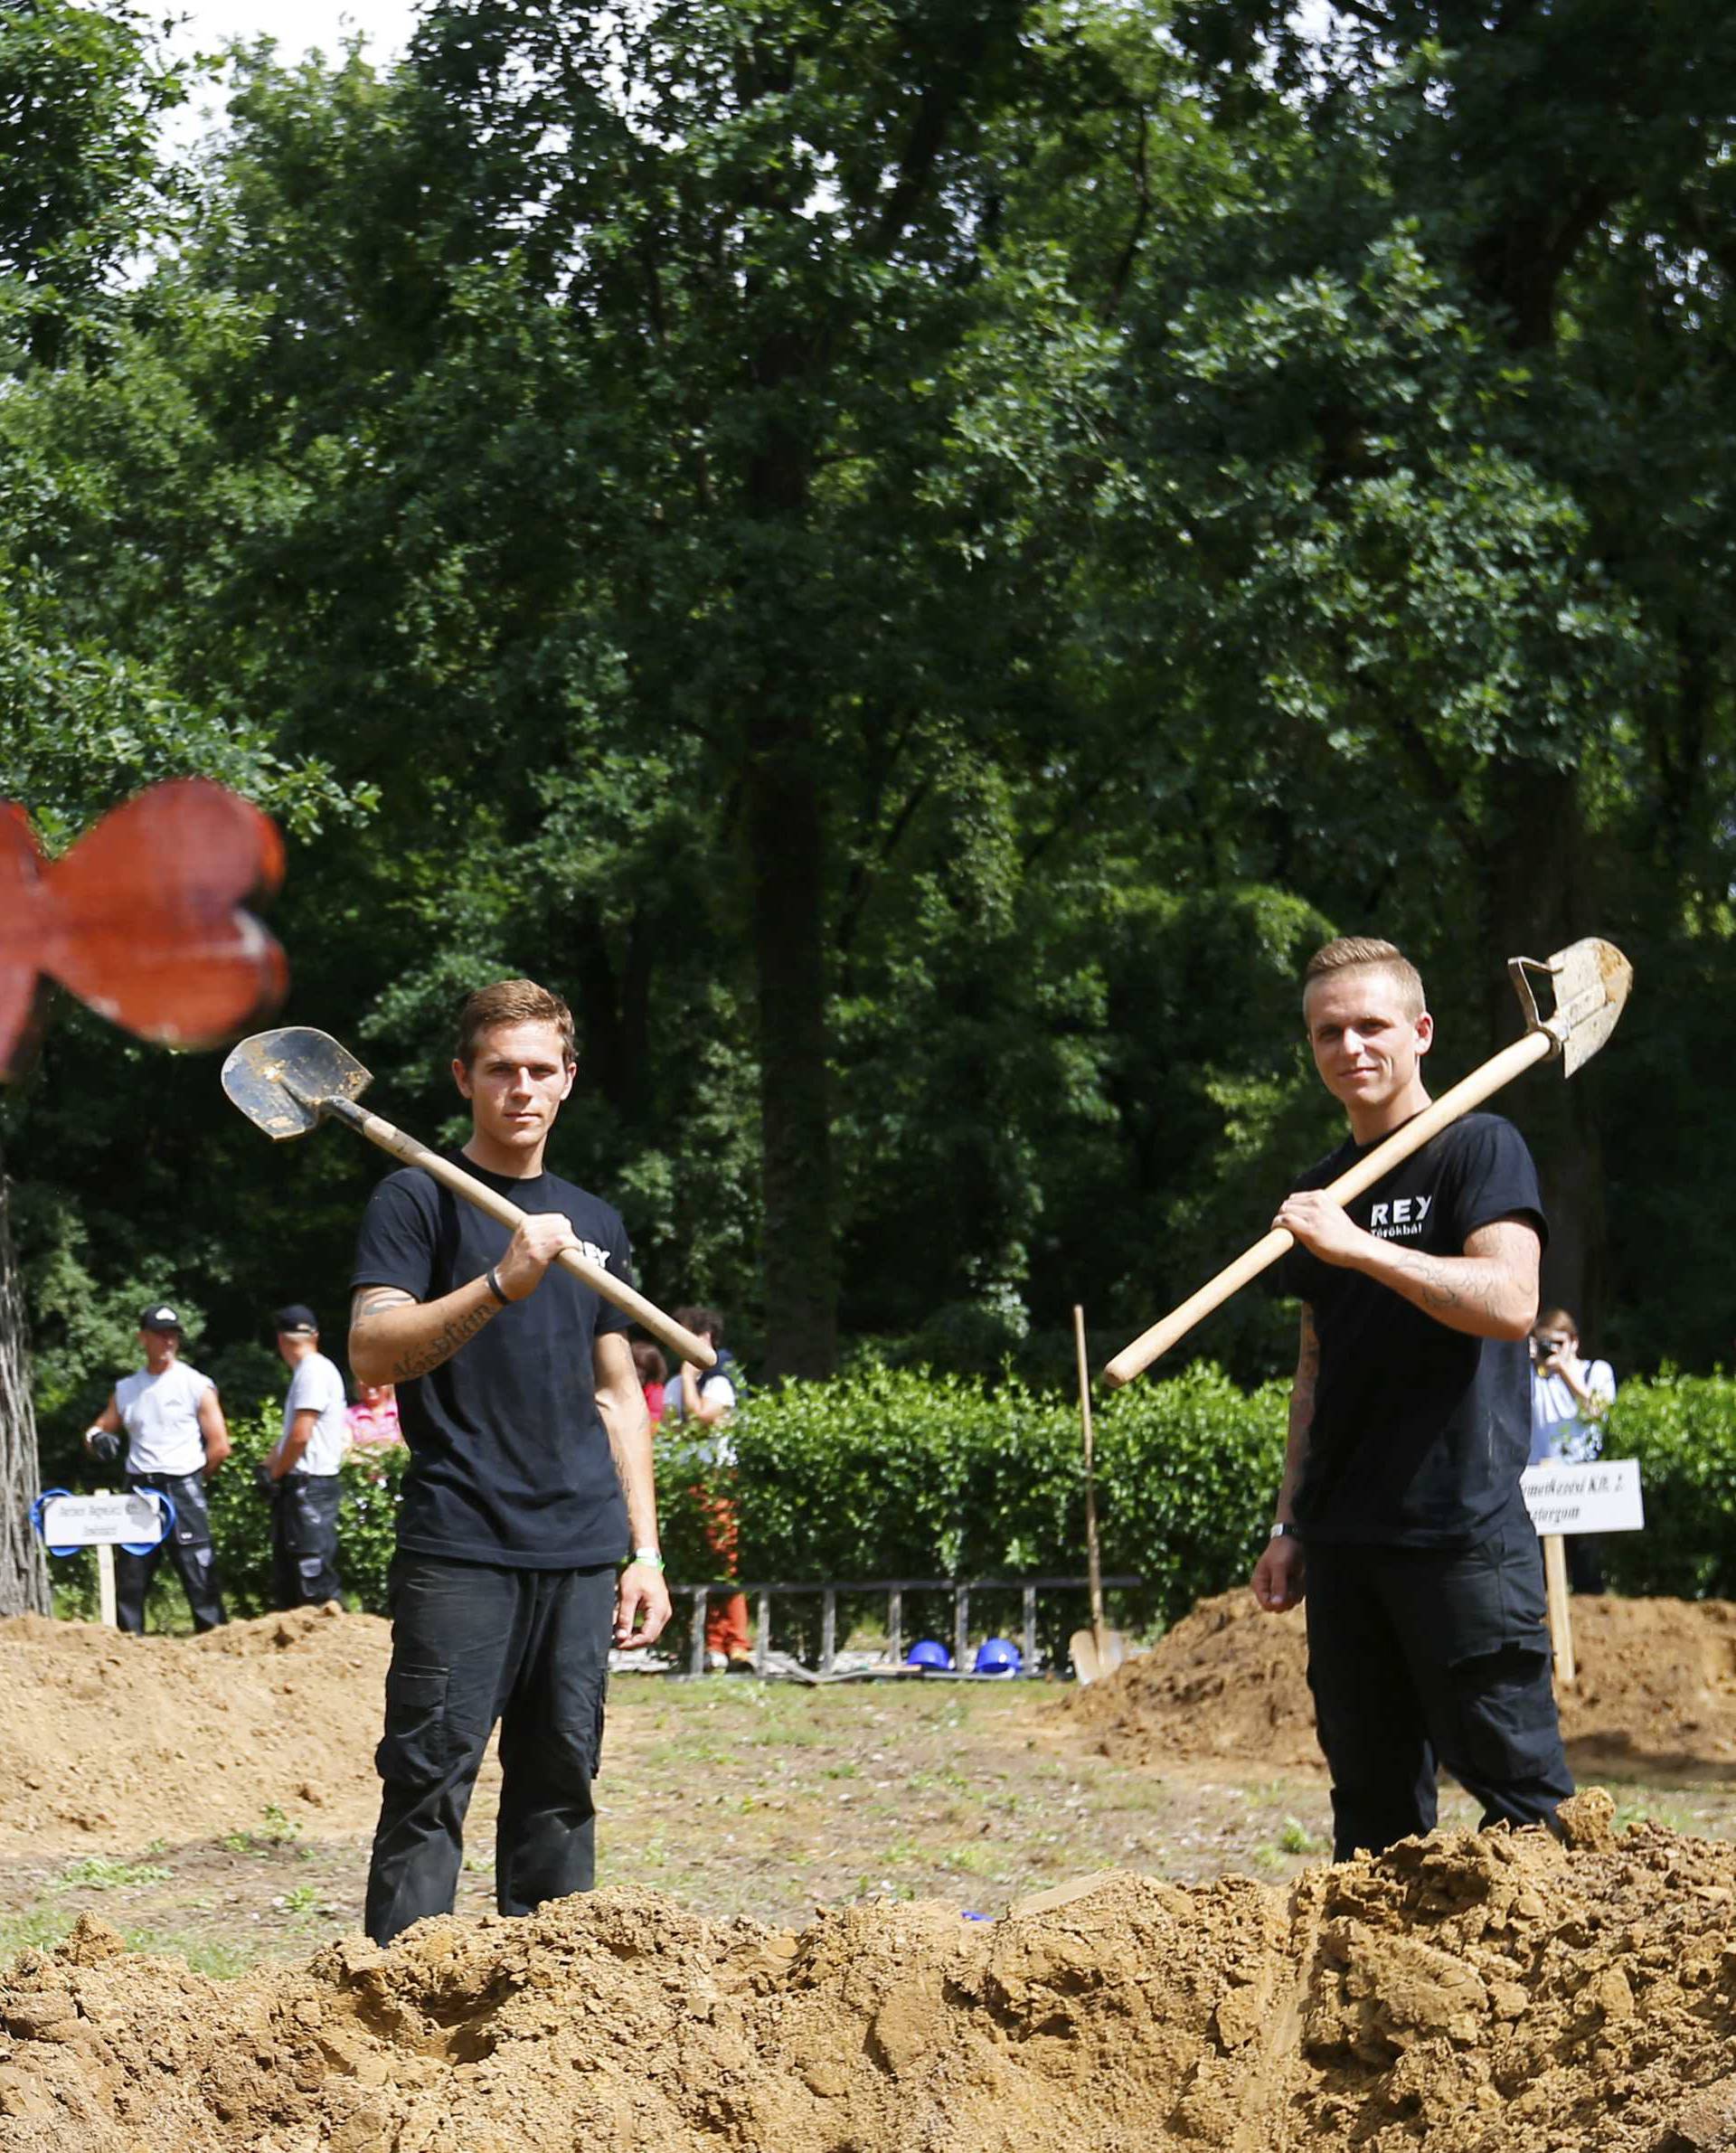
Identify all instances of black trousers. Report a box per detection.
[364,1554,614,1947]
[115,1471,226,1632]
[1303,1515,1573,1861]
[269,1474,343,1609]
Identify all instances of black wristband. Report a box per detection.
[486,1265,511,1307]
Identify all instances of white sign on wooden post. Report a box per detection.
[1520,1459,1644,1537]
[39,1493,171,1547]
[32,1488,173,1630]
[1520,1459,1643,1694]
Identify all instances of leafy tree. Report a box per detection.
[0,0,194,1610]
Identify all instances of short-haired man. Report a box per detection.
[84,1303,231,1632]
[1250,937,1573,1858]
[265,1304,349,1609]
[349,978,670,1946]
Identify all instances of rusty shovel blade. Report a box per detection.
[221,1027,373,1141]
[1508,937,1634,1079]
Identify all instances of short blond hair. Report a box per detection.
[1303,937,1426,1020]
[455,979,577,1069]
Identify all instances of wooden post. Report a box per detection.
[1074,1306,1106,1657]
[820,1588,837,1674]
[1022,1583,1037,1676]
[954,1585,969,1671]
[96,1544,117,1629]
[691,1587,709,1676]
[755,1591,770,1674]
[1543,1534,1575,1686]
[887,1586,902,1667]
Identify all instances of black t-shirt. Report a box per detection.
[1276,1111,1546,1548]
[350,1156,633,1568]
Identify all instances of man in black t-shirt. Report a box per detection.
[1250,936,1572,1859]
[349,977,671,1945]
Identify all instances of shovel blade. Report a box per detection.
[1535,938,1634,1078]
[1556,937,1633,1077]
[221,1026,373,1140]
[1069,1627,1129,1687]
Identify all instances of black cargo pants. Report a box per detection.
[1303,1511,1573,1860]
[269,1473,343,1609]
[116,1470,226,1632]
[364,1554,615,1947]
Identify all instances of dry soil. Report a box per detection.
[9,1598,1736,2148]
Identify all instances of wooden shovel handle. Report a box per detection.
[1102,1030,1552,1388]
[329,1098,717,1372]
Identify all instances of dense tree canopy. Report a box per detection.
[3,0,1735,1487]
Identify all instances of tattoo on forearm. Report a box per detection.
[1288,1309,1319,1438]
[391,1299,497,1381]
[1394,1253,1503,1323]
[352,1286,413,1325]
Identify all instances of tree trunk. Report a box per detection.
[0,1148,50,1616]
[745,709,838,1380]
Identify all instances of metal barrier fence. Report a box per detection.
[670,1574,1144,1676]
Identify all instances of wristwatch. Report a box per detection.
[1269,1522,1296,1540]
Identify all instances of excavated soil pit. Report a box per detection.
[0,1605,403,1850]
[9,1601,1736,2145]
[1068,1590,1736,1779]
[7,1796,1736,2150]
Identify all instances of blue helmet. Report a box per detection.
[974,1636,1022,1676]
[906,1638,953,1670]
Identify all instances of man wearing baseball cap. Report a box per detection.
[84,1303,231,1631]
[264,1305,350,1608]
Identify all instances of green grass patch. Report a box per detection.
[122,1928,256,1978]
[53,1856,174,1891]
[222,1802,304,1855]
[0,1909,76,1960]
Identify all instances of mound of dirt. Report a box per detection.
[0,1608,396,1849]
[8,1807,1736,2150]
[1069,1590,1736,1776]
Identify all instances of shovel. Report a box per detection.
[1104,936,1634,1388]
[221,1026,716,1372]
[1068,1304,1127,1687]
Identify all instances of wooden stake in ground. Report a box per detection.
[1069,1306,1126,1686]
[1543,1534,1576,1687]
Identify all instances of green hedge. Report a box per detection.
[1593,1373,1736,1601]
[662,1363,1288,1649]
[50,1365,1730,1630]
[668,1364,1736,1635]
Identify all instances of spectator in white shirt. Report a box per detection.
[83,1301,230,1631]
[266,1303,350,1608]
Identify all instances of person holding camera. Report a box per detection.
[1529,1307,1615,1593]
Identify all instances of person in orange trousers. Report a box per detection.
[666,1305,752,1670]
